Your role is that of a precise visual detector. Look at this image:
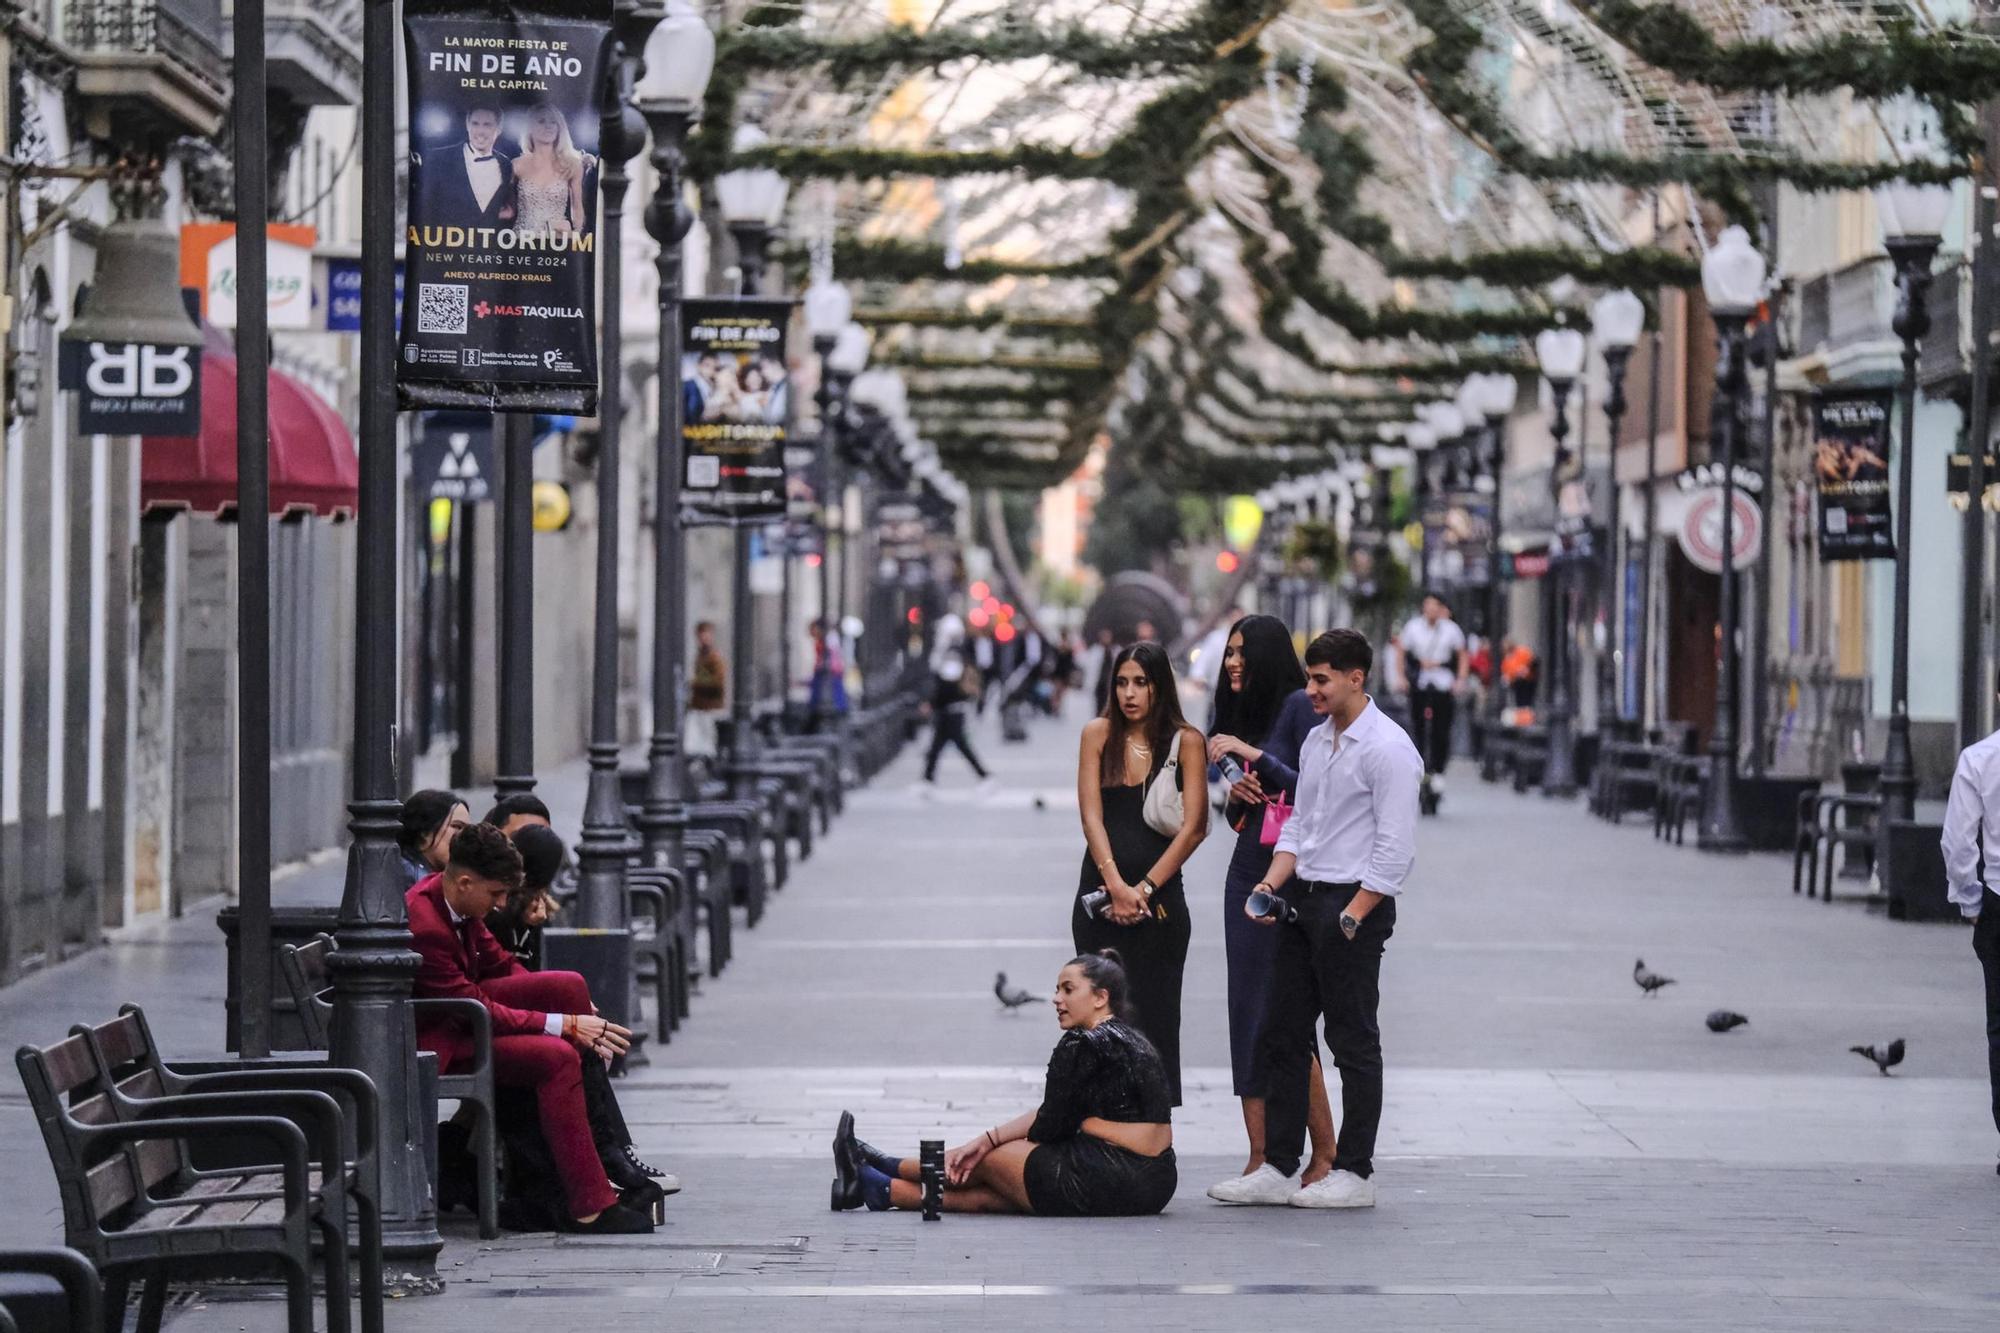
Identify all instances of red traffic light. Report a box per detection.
[1216,550,1240,573]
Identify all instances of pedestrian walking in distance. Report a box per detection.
[1210,628,1422,1209]
[1203,614,1337,1187]
[1940,670,2000,1173]
[921,611,992,791]
[1074,641,1209,1104]
[1400,592,1468,794]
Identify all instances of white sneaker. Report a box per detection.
[1206,1163,1300,1205]
[910,781,934,801]
[1289,1169,1375,1209]
[1429,773,1445,794]
[975,776,999,796]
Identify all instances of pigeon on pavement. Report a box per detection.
[1849,1038,1906,1075]
[1705,1010,1749,1033]
[1633,958,1676,997]
[994,972,1036,1010]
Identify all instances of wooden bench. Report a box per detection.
[276,936,499,1239]
[17,1019,378,1333]
[0,1246,102,1333]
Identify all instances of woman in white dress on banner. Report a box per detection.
[512,102,589,239]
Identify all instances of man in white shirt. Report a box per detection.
[1940,700,2000,1168]
[1209,628,1423,1210]
[1399,592,1469,782]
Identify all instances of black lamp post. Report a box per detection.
[716,124,790,795]
[633,1,715,868]
[1962,185,1998,752]
[1591,289,1645,722]
[1536,325,1587,798]
[1696,225,1768,853]
[1874,164,1954,852]
[1464,373,1519,782]
[574,1,662,940]
[331,0,440,1273]
[804,280,852,728]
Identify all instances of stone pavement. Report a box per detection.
[2,713,1994,1331]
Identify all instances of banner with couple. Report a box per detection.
[399,0,613,414]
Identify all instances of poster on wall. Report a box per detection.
[680,298,794,524]
[1811,388,1894,560]
[1418,491,1493,587]
[398,0,612,414]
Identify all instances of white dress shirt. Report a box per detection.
[465,143,503,213]
[1274,697,1424,895]
[444,894,567,1035]
[1941,727,2000,918]
[1399,615,1467,692]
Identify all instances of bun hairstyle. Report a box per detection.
[1066,948,1134,1020]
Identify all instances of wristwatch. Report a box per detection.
[1338,911,1361,940]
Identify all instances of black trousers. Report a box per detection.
[924,708,988,780]
[1411,687,1455,775]
[1975,897,2000,1137]
[1256,882,1395,1179]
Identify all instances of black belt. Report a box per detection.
[1296,879,1362,893]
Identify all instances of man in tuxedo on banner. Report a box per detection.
[414,104,517,230]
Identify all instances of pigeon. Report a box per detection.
[1633,958,1676,997]
[1032,794,1047,811]
[1849,1038,1906,1076]
[1705,1010,1749,1033]
[993,972,1036,1010]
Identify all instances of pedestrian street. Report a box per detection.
[45,709,1986,1332]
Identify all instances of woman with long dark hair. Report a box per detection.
[1072,641,1208,1104]
[830,950,1175,1216]
[398,789,470,887]
[1205,616,1338,1189]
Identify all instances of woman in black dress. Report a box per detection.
[1072,641,1209,1104]
[830,950,1175,1216]
[1205,615,1337,1187]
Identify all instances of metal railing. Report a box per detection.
[66,0,228,96]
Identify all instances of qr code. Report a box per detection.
[416,283,469,335]
[1826,509,1847,534]
[687,456,720,488]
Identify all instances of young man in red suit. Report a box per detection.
[408,822,656,1233]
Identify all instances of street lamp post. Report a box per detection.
[331,0,440,1273]
[1536,325,1588,798]
[1592,289,1646,722]
[1467,373,1519,782]
[823,320,869,736]
[634,1,716,868]
[1406,422,1439,589]
[717,125,790,795]
[575,0,662,937]
[805,280,852,729]
[1874,161,1954,858]
[1697,225,1768,853]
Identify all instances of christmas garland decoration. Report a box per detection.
[1397,0,1965,222]
[796,238,1115,286]
[1384,244,1697,289]
[855,308,1099,336]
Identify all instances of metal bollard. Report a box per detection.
[920,1139,945,1220]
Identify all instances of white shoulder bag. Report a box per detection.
[1141,741,1184,837]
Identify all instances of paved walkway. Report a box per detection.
[3,711,1995,1330]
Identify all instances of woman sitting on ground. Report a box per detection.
[830,950,1176,1216]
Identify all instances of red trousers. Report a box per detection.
[417,970,618,1219]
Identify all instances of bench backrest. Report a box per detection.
[274,935,335,1049]
[15,1032,177,1236]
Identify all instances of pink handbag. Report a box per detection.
[1258,793,1294,847]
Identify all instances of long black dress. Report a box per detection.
[1073,763,1191,1105]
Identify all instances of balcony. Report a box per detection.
[67,0,230,139]
[1919,258,1968,390]
[1788,255,1901,389]
[231,0,362,109]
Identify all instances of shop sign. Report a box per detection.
[58,337,202,436]
[1810,389,1894,560]
[398,0,614,413]
[179,222,319,330]
[411,412,494,502]
[1677,485,1763,574]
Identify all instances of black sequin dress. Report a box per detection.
[1021,1019,1178,1217]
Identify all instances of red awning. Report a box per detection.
[142,332,358,520]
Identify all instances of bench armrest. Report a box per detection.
[164,1066,378,1165]
[410,998,492,1076]
[132,1089,347,1188]
[76,1115,312,1215]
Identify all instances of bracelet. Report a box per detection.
[562,1014,578,1041]
[984,1129,999,1149]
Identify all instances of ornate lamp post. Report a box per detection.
[1873,155,1954,854]
[633,0,715,868]
[1591,288,1646,722]
[825,319,870,724]
[574,0,663,941]
[1464,372,1520,781]
[1535,324,1588,797]
[716,124,791,792]
[1405,421,1439,589]
[1696,225,1768,852]
[804,279,852,727]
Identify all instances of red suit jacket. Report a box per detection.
[407,872,550,1037]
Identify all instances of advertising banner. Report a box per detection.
[411,412,495,503]
[1420,491,1494,587]
[1811,388,1894,560]
[398,0,612,414]
[680,298,794,524]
